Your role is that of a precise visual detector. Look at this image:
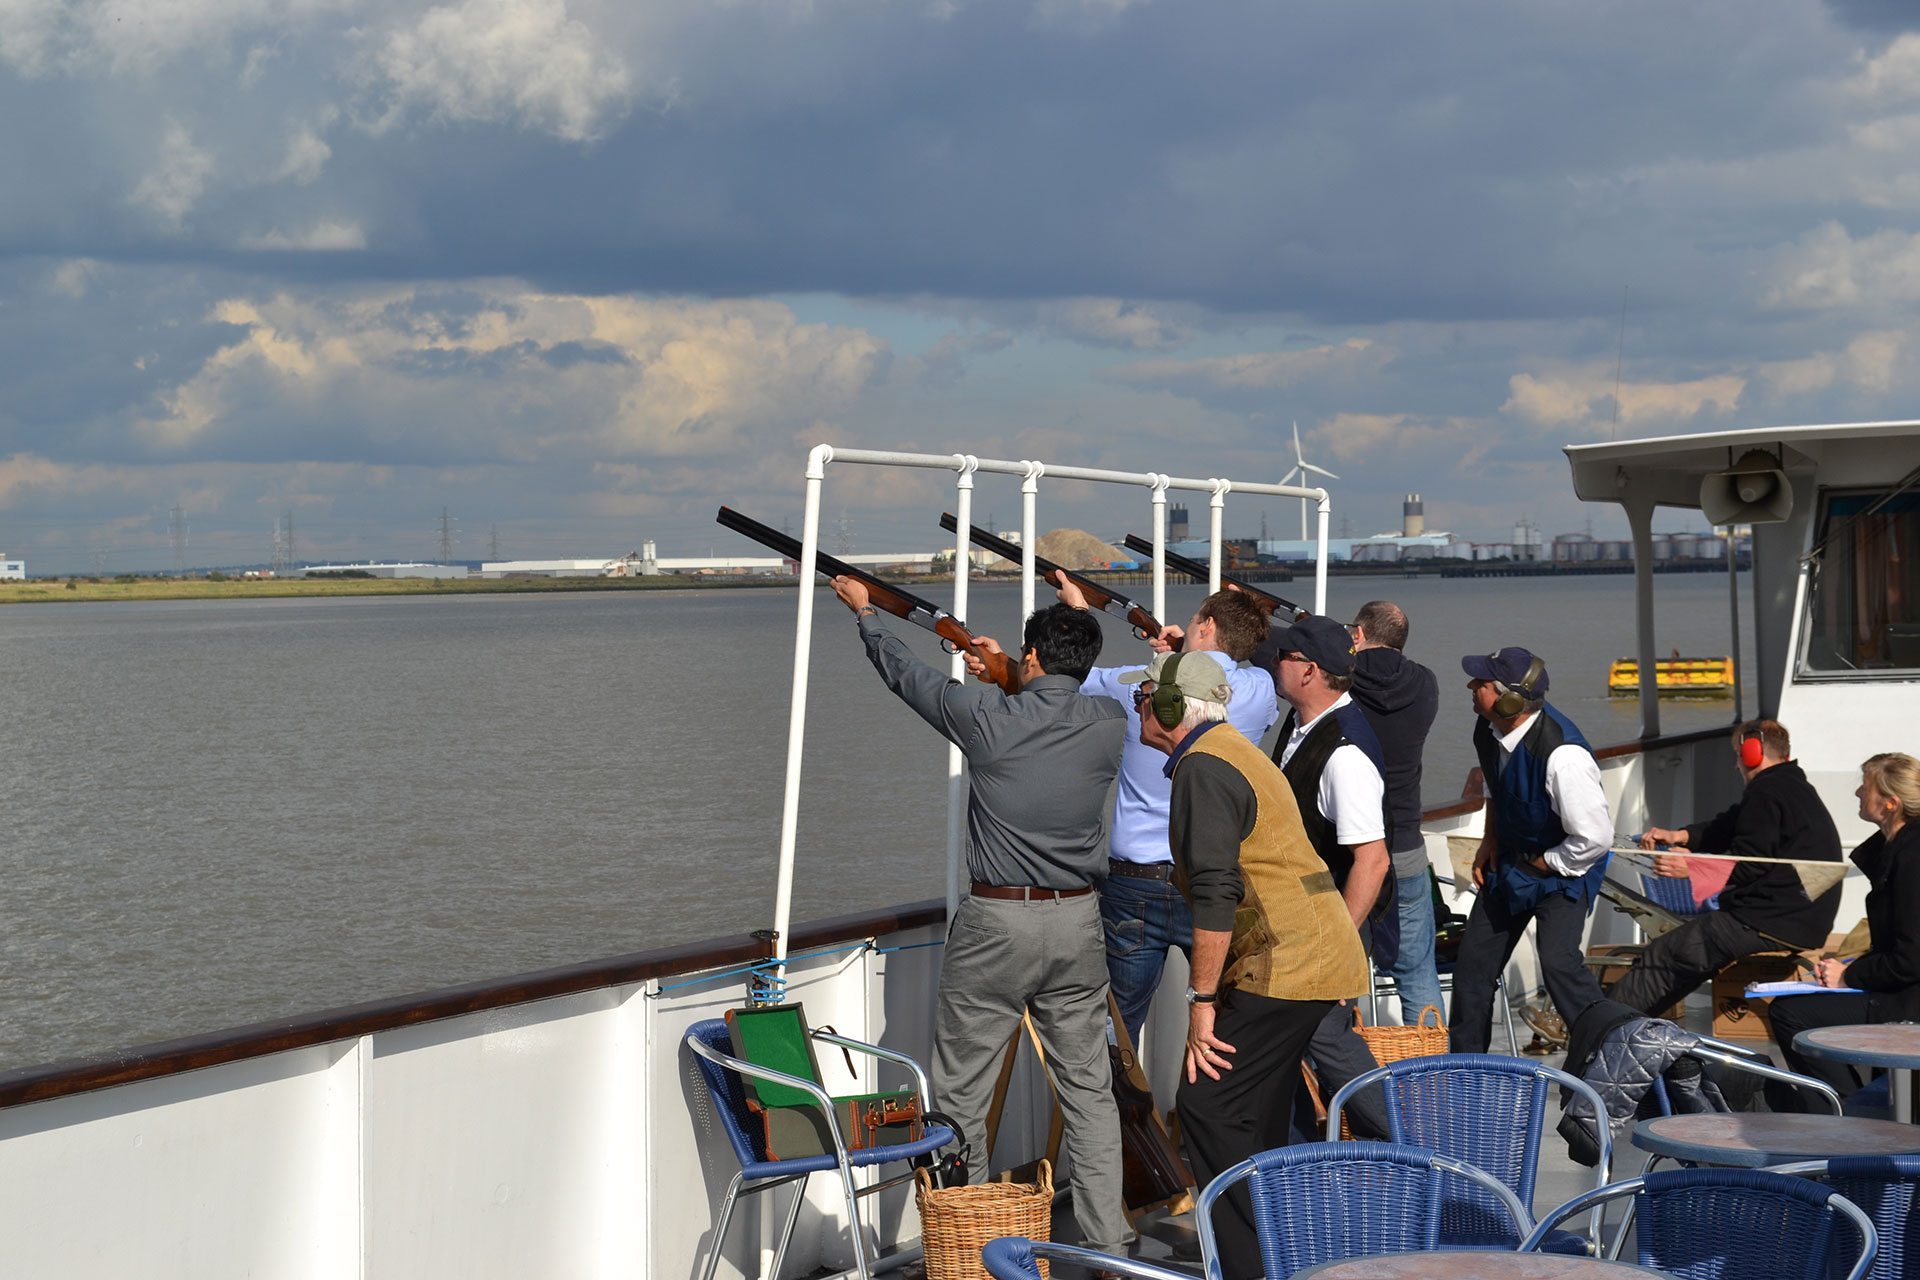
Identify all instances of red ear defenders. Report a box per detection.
[1740,729,1765,770]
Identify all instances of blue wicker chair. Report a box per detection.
[980,1238,1188,1280]
[1327,1052,1609,1253]
[1767,1155,1920,1280]
[1521,1167,1878,1280]
[1194,1140,1531,1280]
[685,1018,957,1280]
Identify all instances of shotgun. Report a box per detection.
[715,506,1020,694]
[1121,534,1307,619]
[937,514,1163,640]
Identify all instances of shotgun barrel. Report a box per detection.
[938,514,1162,639]
[716,506,1020,693]
[1121,534,1307,619]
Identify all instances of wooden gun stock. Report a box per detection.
[1121,534,1306,619]
[938,514,1162,639]
[716,506,1021,694]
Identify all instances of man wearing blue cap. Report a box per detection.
[1450,647,1612,1054]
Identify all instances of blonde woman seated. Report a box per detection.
[1767,752,1920,1106]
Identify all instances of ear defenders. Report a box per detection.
[1491,657,1546,719]
[1149,652,1188,729]
[1740,725,1766,770]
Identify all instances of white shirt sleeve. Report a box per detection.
[1318,743,1388,846]
[1541,743,1612,876]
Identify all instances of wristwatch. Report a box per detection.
[854,605,879,619]
[1184,985,1217,1005]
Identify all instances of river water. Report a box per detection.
[0,572,1756,1068]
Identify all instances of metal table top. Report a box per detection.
[1632,1112,1920,1166]
[1795,1023,1920,1070]
[1291,1252,1664,1279]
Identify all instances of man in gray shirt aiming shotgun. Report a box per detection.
[831,575,1133,1259]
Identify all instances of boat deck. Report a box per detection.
[953,991,1786,1276]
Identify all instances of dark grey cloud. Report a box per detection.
[0,1,1874,322]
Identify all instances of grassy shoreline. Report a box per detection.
[0,574,802,606]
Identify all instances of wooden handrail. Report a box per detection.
[0,899,945,1110]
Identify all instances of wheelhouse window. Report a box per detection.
[1801,488,1920,674]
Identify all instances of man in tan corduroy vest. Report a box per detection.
[1126,648,1369,1279]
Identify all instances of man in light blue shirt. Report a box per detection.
[1060,582,1281,1044]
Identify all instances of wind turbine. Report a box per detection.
[1280,421,1339,539]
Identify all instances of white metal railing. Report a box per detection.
[770,445,1334,972]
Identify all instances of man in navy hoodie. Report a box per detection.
[1348,601,1443,1024]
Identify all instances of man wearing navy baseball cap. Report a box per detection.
[1449,646,1612,1053]
[1266,613,1396,1138]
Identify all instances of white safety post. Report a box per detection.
[1207,479,1229,594]
[1626,500,1661,739]
[946,455,979,920]
[1315,492,1332,615]
[1021,461,1043,620]
[1726,531,1743,722]
[1150,474,1169,623]
[771,444,834,976]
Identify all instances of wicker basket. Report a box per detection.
[916,1160,1053,1280]
[1308,1004,1449,1139]
[1354,1003,1448,1066]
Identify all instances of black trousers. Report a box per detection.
[1289,1001,1392,1143]
[1178,990,1335,1280]
[1606,910,1768,1016]
[1449,886,1606,1054]
[1765,992,1877,1109]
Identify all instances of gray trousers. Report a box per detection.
[933,893,1132,1255]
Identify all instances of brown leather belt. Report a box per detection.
[970,881,1093,902]
[1107,859,1175,881]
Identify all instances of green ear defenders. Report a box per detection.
[1149,651,1187,729]
[1491,656,1546,719]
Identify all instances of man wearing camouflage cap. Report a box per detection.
[1128,648,1368,1280]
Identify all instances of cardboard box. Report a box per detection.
[1711,952,1801,1039]
[1583,943,1685,1022]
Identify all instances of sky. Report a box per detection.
[4,0,1920,572]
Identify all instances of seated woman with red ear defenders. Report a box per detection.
[1610,719,1846,1017]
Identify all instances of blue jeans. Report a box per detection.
[1390,869,1446,1025]
[1099,871,1193,1045]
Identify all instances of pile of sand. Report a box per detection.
[983,528,1131,571]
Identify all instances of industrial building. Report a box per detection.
[295,563,470,580]
[0,555,23,580]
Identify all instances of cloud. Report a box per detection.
[1753,330,1906,397]
[275,123,335,185]
[133,286,887,463]
[1501,369,1746,435]
[0,0,358,77]
[1034,298,1192,350]
[361,0,633,142]
[129,121,215,229]
[1765,221,1920,308]
[1108,338,1383,393]
[237,220,369,251]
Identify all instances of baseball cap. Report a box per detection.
[1263,614,1357,677]
[1118,649,1231,706]
[1461,646,1549,695]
